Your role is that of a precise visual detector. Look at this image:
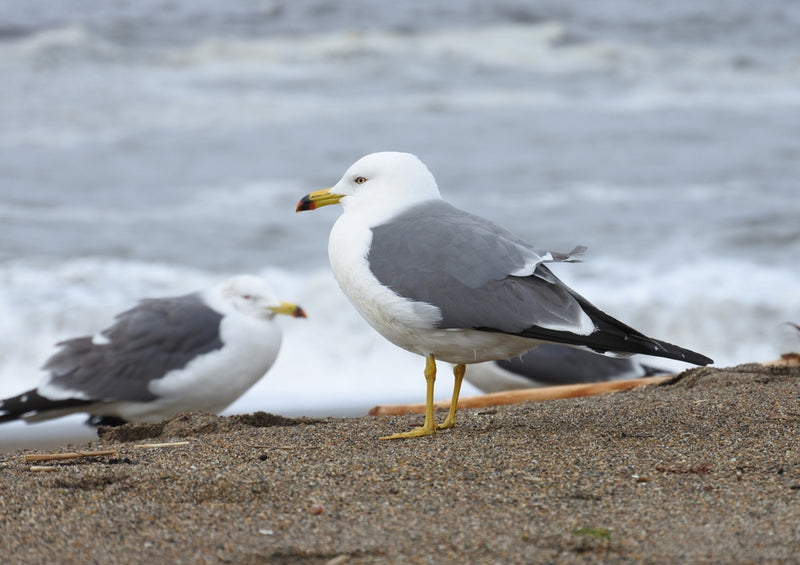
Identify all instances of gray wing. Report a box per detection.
[368,200,588,334]
[368,200,713,365]
[496,344,647,385]
[41,293,224,402]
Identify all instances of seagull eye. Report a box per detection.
[242,294,252,300]
[354,176,367,184]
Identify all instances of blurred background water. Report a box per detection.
[1,1,799,449]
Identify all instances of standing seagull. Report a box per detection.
[0,275,306,426]
[296,152,712,439]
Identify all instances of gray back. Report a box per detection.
[368,200,587,334]
[43,293,224,401]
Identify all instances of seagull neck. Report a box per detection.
[342,197,442,228]
[199,287,229,316]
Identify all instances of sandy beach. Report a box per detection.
[1,360,799,564]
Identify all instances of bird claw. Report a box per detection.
[379,425,437,440]
[436,418,456,430]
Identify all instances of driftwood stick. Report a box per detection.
[24,449,119,463]
[765,353,800,366]
[369,374,673,416]
[250,445,317,450]
[132,441,190,449]
[29,465,60,472]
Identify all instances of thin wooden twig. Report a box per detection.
[765,353,800,366]
[29,465,60,472]
[250,445,317,450]
[132,441,190,449]
[24,449,119,463]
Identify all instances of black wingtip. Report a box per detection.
[684,351,713,366]
[86,415,129,427]
[678,352,713,366]
[648,339,712,366]
[0,389,93,424]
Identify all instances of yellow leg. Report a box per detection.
[380,355,438,440]
[438,363,465,430]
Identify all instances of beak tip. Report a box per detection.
[294,307,307,319]
[296,189,339,212]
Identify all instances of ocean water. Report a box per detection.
[1,1,799,450]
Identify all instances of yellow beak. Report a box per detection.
[268,302,307,318]
[296,188,343,212]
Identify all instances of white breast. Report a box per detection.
[114,314,284,422]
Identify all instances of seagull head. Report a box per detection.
[296,152,442,216]
[218,275,306,321]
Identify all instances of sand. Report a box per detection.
[1,361,799,564]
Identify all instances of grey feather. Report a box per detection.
[368,200,587,333]
[495,344,668,386]
[42,293,224,402]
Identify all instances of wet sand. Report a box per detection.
[1,361,799,564]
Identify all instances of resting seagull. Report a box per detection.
[0,275,306,426]
[464,344,669,394]
[296,151,712,439]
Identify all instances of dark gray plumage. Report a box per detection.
[44,294,224,403]
[465,344,670,393]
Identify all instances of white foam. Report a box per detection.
[158,23,800,110]
[0,24,121,67]
[4,22,800,150]
[0,255,796,450]
[554,256,800,369]
[0,179,304,225]
[1,256,794,399]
